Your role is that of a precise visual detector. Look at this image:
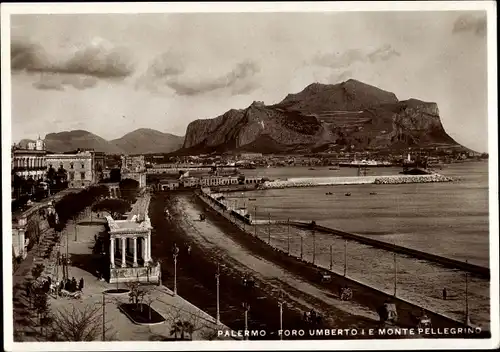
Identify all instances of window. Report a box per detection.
[70,162,74,169]
[81,163,85,169]
[80,172,85,180]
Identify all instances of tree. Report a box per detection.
[109,168,121,183]
[127,282,146,311]
[165,305,211,341]
[170,321,195,341]
[49,303,110,341]
[92,198,131,219]
[31,263,45,281]
[119,178,140,203]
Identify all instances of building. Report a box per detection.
[121,155,147,188]
[106,213,160,283]
[11,136,47,180]
[159,180,180,191]
[46,150,103,188]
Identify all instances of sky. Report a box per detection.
[9,10,489,152]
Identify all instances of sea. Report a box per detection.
[230,160,490,268]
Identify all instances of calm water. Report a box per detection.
[231,161,490,267]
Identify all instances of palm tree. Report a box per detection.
[170,321,195,341]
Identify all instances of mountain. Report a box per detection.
[110,128,184,154]
[44,130,123,154]
[180,79,462,154]
[40,129,184,154]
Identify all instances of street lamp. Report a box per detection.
[242,302,250,340]
[215,263,220,325]
[278,289,286,340]
[173,246,179,296]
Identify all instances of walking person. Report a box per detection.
[79,278,84,292]
[442,287,447,300]
[71,277,77,292]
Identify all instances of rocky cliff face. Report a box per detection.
[182,80,460,154]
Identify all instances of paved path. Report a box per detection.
[12,196,235,343]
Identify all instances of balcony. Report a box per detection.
[12,166,47,172]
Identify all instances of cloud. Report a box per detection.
[138,58,261,96]
[11,36,136,79]
[452,13,487,36]
[312,44,401,69]
[32,73,99,91]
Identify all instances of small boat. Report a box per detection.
[325,192,333,195]
[345,192,351,197]
[249,198,257,201]
[369,192,377,195]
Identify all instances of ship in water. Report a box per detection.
[339,159,393,167]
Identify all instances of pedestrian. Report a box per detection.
[71,277,77,292]
[187,245,192,255]
[442,288,447,300]
[60,280,65,292]
[79,277,84,292]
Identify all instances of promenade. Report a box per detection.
[11,194,234,343]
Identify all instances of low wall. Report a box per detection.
[110,263,161,284]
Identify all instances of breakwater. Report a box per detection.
[257,174,454,190]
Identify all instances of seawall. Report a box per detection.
[257,174,454,190]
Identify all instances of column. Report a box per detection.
[110,237,115,268]
[147,233,151,262]
[133,237,138,267]
[143,236,148,263]
[121,237,126,267]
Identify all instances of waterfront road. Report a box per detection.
[150,192,477,340]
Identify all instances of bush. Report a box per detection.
[92,198,131,219]
[119,178,140,203]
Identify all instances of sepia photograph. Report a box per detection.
[2,2,498,351]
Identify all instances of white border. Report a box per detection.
[2,2,498,351]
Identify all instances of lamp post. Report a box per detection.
[329,244,333,271]
[278,289,285,340]
[267,213,271,245]
[393,251,397,297]
[215,263,220,325]
[287,219,290,254]
[242,302,250,340]
[312,229,316,265]
[254,206,257,237]
[465,260,470,325]
[102,293,106,341]
[173,246,179,296]
[300,235,304,260]
[343,239,347,277]
[74,215,78,241]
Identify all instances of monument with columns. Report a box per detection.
[106,213,161,283]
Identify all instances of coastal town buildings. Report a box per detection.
[121,155,147,188]
[46,150,105,188]
[11,137,47,180]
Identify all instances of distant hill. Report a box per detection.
[39,129,184,154]
[179,79,463,154]
[111,128,184,154]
